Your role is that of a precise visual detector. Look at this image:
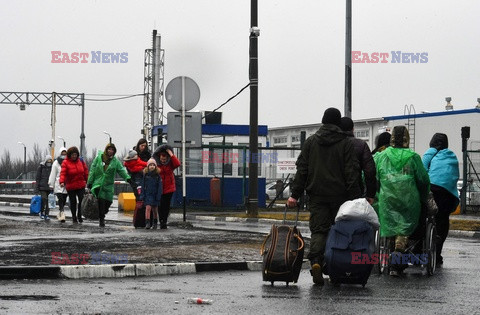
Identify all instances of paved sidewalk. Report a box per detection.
[1,195,479,280]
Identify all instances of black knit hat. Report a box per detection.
[322,108,342,127]
[340,117,354,131]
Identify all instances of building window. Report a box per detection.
[354,129,369,139]
[186,148,203,175]
[238,143,262,176]
[208,142,233,176]
[273,136,287,145]
[291,135,300,143]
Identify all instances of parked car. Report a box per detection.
[265,181,290,200]
[457,180,480,206]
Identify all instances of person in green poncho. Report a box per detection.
[87,143,134,227]
[374,126,430,276]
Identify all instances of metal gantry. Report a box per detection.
[143,30,165,151]
[0,92,85,157]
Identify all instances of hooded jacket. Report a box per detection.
[374,146,430,237]
[422,133,459,199]
[87,144,131,202]
[59,156,88,191]
[153,146,181,194]
[48,147,68,194]
[140,168,163,205]
[36,155,53,192]
[345,131,377,198]
[290,124,361,202]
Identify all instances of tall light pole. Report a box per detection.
[247,0,259,216]
[58,136,66,148]
[344,0,352,118]
[103,131,112,144]
[17,142,26,176]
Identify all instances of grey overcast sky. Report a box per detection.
[1,0,479,160]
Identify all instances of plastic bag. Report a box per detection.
[335,198,380,228]
[81,192,99,220]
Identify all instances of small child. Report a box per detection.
[139,158,162,229]
[123,149,147,196]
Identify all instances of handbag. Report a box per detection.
[81,191,99,220]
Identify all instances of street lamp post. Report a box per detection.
[58,136,66,148]
[103,131,112,144]
[17,142,26,177]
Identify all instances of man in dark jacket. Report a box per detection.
[287,108,361,285]
[36,155,53,220]
[340,117,377,202]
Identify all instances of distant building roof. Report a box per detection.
[384,108,480,121]
[153,124,268,136]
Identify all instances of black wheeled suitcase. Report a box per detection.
[261,206,305,285]
[133,200,146,228]
[324,220,375,287]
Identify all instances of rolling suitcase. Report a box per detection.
[324,219,375,287]
[133,200,146,228]
[261,206,305,285]
[30,195,42,215]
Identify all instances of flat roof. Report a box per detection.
[152,124,268,136]
[384,108,480,121]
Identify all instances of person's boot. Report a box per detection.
[160,220,167,229]
[152,219,158,229]
[71,210,78,223]
[310,260,324,285]
[99,217,105,227]
[145,219,151,230]
[77,210,83,223]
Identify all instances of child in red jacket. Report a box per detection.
[123,149,147,196]
[153,145,181,229]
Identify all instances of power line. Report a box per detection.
[203,83,250,119]
[84,93,145,101]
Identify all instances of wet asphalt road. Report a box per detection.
[1,206,480,314]
[1,231,479,313]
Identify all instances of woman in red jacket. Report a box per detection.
[59,146,89,223]
[153,145,181,229]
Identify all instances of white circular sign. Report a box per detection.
[165,76,200,111]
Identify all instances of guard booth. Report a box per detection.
[152,123,269,208]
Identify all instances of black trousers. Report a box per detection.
[431,184,459,261]
[98,198,113,220]
[56,193,68,211]
[40,190,50,215]
[159,193,174,224]
[67,189,85,218]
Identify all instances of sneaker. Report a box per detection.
[78,217,83,223]
[39,213,45,220]
[44,215,50,221]
[311,263,324,285]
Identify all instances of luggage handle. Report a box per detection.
[284,205,301,226]
[291,233,305,253]
[260,232,271,256]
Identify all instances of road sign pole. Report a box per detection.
[182,76,187,222]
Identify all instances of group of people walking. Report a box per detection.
[35,138,180,229]
[288,107,459,283]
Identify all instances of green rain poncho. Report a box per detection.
[374,146,430,237]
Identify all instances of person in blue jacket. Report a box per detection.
[422,133,459,265]
[139,158,162,229]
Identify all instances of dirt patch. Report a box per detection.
[0,217,270,266]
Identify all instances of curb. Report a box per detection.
[0,261,311,280]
